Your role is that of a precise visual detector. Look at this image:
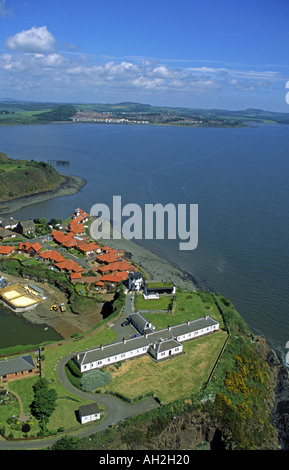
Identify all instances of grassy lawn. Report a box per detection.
[41,325,117,431]
[4,376,40,438]
[135,293,173,311]
[100,329,228,404]
[143,291,224,331]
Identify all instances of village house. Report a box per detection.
[98,271,129,288]
[39,250,65,263]
[129,312,155,334]
[0,217,18,230]
[98,260,135,275]
[68,223,85,236]
[16,220,35,236]
[74,314,219,372]
[77,242,100,255]
[55,259,84,274]
[78,403,100,424]
[70,272,83,282]
[0,227,17,241]
[128,272,144,291]
[19,241,42,256]
[96,253,120,265]
[73,208,89,223]
[0,245,15,256]
[0,355,36,383]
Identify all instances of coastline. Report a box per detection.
[0,174,86,215]
[107,236,199,292]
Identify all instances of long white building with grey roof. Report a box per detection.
[74,314,219,372]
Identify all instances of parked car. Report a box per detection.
[121,320,130,327]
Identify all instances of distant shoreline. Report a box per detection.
[0,174,86,215]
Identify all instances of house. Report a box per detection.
[68,223,85,235]
[70,272,82,282]
[99,271,129,287]
[73,208,89,223]
[19,242,42,255]
[78,242,100,255]
[0,227,16,240]
[74,315,219,372]
[16,220,35,236]
[0,217,18,229]
[0,245,15,256]
[78,403,100,424]
[149,338,183,361]
[128,272,143,291]
[55,259,84,273]
[0,355,36,382]
[51,230,68,244]
[39,250,65,263]
[96,253,119,264]
[98,260,135,274]
[129,312,155,334]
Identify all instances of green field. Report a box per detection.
[101,329,227,404]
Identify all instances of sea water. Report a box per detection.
[0,122,288,360]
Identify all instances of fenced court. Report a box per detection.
[0,284,43,311]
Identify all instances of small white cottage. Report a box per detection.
[78,403,100,424]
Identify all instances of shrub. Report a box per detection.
[81,369,112,392]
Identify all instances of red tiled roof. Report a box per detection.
[100,272,128,283]
[30,242,42,253]
[40,250,65,263]
[98,261,134,273]
[0,245,15,254]
[68,223,85,234]
[69,216,82,225]
[51,230,67,243]
[78,242,100,253]
[19,241,42,253]
[70,272,82,280]
[96,253,119,264]
[55,260,84,273]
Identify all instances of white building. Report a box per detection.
[78,403,100,424]
[74,315,219,372]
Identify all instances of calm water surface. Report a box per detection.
[0,123,288,359]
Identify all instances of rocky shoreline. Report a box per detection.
[0,174,86,215]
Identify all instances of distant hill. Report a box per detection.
[0,152,65,202]
[1,100,289,126]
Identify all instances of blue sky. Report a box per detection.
[0,0,289,111]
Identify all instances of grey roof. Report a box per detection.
[78,335,151,366]
[149,338,183,359]
[129,312,154,332]
[0,355,35,376]
[77,316,218,367]
[0,217,18,227]
[28,283,44,294]
[78,403,99,417]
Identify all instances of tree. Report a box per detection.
[50,436,80,450]
[30,378,57,432]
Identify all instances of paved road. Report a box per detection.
[0,291,159,450]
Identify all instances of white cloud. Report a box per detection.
[5,26,56,53]
[0,27,285,107]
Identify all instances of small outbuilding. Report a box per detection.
[78,403,100,424]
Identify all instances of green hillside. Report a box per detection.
[0,152,65,201]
